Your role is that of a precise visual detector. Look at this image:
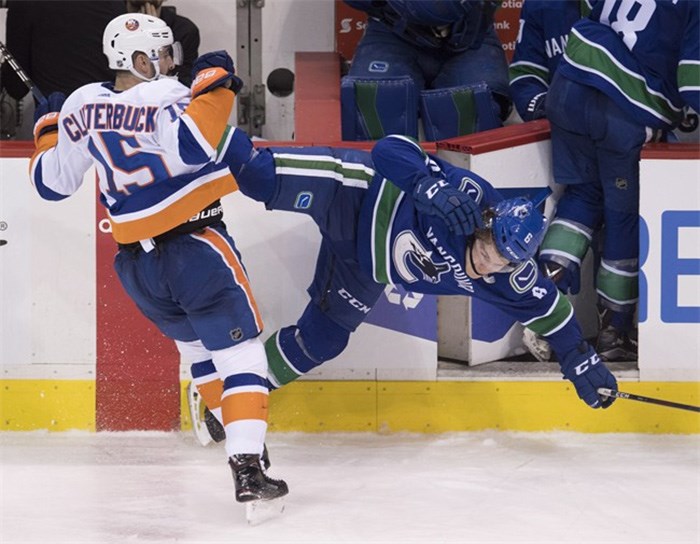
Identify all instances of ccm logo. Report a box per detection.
[574,353,601,376]
[338,288,371,314]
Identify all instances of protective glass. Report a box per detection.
[159,42,183,66]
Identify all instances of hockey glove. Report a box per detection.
[412,176,483,236]
[560,342,617,409]
[191,50,243,98]
[540,258,581,295]
[33,91,66,145]
[524,92,547,121]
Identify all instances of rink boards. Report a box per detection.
[0,128,698,433]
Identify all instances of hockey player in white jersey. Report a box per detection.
[29,13,287,506]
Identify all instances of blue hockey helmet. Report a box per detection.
[490,197,547,263]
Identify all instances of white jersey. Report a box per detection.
[30,78,237,243]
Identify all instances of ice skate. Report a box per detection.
[229,454,288,503]
[596,325,637,362]
[229,453,288,524]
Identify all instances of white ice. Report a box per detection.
[1,431,699,544]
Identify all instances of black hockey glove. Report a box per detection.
[412,176,483,236]
[525,92,547,121]
[191,50,244,98]
[560,342,617,409]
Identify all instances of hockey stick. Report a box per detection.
[0,40,45,102]
[598,388,700,413]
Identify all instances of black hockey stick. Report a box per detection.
[0,39,45,102]
[598,388,700,413]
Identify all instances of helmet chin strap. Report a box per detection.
[128,59,161,82]
[467,242,486,278]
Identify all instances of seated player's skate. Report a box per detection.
[596,325,638,362]
[229,454,288,503]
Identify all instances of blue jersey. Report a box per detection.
[357,135,583,359]
[344,0,499,53]
[558,0,700,129]
[509,0,590,121]
[223,129,587,361]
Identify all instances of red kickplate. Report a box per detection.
[95,189,180,431]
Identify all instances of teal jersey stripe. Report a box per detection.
[523,291,574,337]
[371,179,403,284]
[274,154,376,187]
[215,125,233,162]
[565,29,681,124]
[509,62,550,86]
[678,61,700,92]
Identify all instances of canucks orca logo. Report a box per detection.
[393,230,450,284]
[459,176,483,204]
[369,60,389,73]
[509,259,538,294]
[294,191,313,209]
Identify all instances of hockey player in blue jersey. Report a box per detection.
[539,0,700,361]
[211,129,618,413]
[509,0,591,122]
[341,0,510,141]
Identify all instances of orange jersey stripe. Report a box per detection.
[184,87,234,149]
[196,378,224,411]
[28,132,59,174]
[193,228,264,332]
[221,391,269,424]
[109,172,237,243]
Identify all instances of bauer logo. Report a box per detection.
[294,192,313,209]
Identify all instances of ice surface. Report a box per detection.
[1,431,698,543]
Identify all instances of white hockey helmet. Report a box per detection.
[103,13,174,81]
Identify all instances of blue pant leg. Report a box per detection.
[163,225,263,351]
[348,19,426,87]
[592,93,646,262]
[114,248,198,342]
[433,26,510,118]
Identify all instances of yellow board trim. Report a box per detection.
[3,379,699,434]
[0,380,95,431]
[266,381,700,434]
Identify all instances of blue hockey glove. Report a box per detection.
[33,91,66,141]
[560,342,617,409]
[412,176,483,236]
[34,91,66,122]
[191,50,243,98]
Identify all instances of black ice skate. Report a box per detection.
[596,325,638,362]
[229,454,288,503]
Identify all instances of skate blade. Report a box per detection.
[245,496,286,525]
[186,383,212,447]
